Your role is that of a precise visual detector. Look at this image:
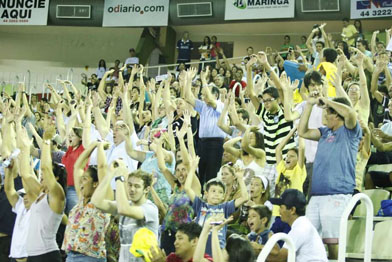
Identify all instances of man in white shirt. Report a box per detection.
[260,189,328,262]
[125,48,139,66]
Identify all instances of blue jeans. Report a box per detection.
[66,251,106,262]
[66,186,78,214]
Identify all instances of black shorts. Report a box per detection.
[27,250,61,262]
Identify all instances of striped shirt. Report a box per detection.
[257,104,295,164]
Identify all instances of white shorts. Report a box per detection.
[306,194,352,244]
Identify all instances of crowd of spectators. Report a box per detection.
[0,18,392,262]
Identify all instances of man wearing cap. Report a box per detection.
[298,96,361,259]
[262,189,328,262]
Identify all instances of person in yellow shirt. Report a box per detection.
[342,18,358,47]
[317,48,338,98]
[270,126,306,238]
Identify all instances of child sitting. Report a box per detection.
[247,205,272,255]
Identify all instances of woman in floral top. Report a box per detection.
[62,141,110,262]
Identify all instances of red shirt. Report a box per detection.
[211,42,221,58]
[166,253,213,262]
[61,145,85,186]
[229,80,247,97]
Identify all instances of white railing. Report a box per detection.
[144,48,307,77]
[0,48,306,97]
[257,233,296,262]
[338,193,373,262]
[144,55,245,76]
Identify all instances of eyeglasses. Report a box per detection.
[262,98,276,103]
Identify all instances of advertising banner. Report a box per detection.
[0,0,49,25]
[103,0,169,27]
[225,0,295,20]
[351,0,392,19]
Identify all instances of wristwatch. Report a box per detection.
[115,176,125,183]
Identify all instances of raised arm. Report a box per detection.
[306,30,316,55]
[91,160,117,215]
[82,93,93,148]
[370,30,379,55]
[275,126,297,164]
[257,51,284,101]
[4,162,19,208]
[330,57,351,104]
[124,127,146,162]
[217,95,233,135]
[184,69,196,107]
[370,60,385,103]
[73,141,100,199]
[241,126,266,160]
[55,102,67,140]
[121,84,135,135]
[234,168,248,208]
[200,68,217,108]
[15,112,41,196]
[152,138,175,190]
[97,70,114,101]
[41,126,66,214]
[245,57,261,109]
[354,53,370,109]
[280,72,300,121]
[115,164,145,219]
[319,23,331,48]
[223,136,242,159]
[322,97,357,129]
[183,155,199,203]
[298,97,321,141]
[92,92,110,138]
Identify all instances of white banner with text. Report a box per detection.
[103,0,169,27]
[351,0,392,19]
[225,0,295,20]
[0,0,49,25]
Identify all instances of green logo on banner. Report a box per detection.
[233,0,246,9]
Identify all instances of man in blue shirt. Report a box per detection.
[298,96,361,259]
[176,32,193,69]
[184,67,226,184]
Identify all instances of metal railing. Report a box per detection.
[0,48,304,98]
[338,193,373,262]
[144,55,245,76]
[257,233,296,262]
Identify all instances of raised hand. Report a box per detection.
[86,91,93,107]
[246,56,257,69]
[182,109,191,127]
[329,71,342,90]
[189,67,197,79]
[352,50,364,66]
[359,119,370,136]
[257,51,268,65]
[14,106,27,123]
[43,121,56,141]
[146,246,166,262]
[131,65,139,76]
